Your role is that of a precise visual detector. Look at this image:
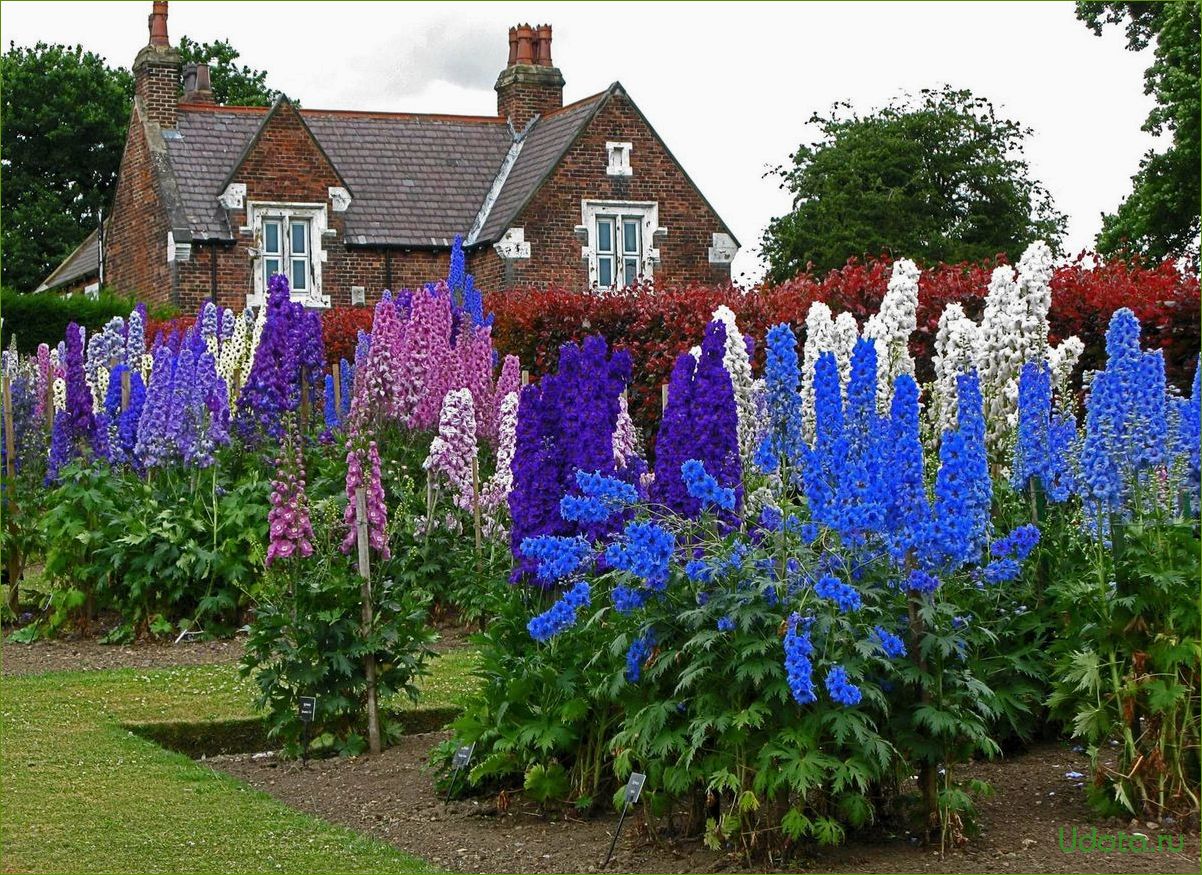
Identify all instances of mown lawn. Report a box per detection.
[0,649,479,873]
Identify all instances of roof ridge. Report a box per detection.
[178,103,508,124]
[542,87,612,117]
[302,108,507,123]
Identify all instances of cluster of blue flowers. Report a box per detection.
[825,665,862,706]
[625,630,655,682]
[527,581,592,642]
[1013,362,1075,502]
[680,459,736,511]
[991,524,1041,561]
[873,625,907,658]
[784,613,816,705]
[904,568,941,594]
[717,615,735,632]
[1076,308,1200,530]
[604,520,675,588]
[758,323,806,471]
[519,535,593,583]
[814,574,862,613]
[560,470,640,523]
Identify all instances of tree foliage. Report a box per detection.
[1077,1,1201,264]
[177,37,281,107]
[761,86,1066,281]
[0,43,132,292]
[1,39,279,292]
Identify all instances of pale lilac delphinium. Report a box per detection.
[424,388,479,516]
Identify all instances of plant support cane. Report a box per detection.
[355,487,381,755]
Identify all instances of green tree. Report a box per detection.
[1077,1,1200,264]
[178,37,281,107]
[1,39,279,292]
[0,43,132,292]
[761,86,1066,281]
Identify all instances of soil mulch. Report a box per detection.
[1,634,247,676]
[211,734,1200,874]
[0,619,469,677]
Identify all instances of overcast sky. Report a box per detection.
[1,0,1159,281]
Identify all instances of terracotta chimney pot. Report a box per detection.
[536,25,553,66]
[148,0,169,47]
[515,23,534,65]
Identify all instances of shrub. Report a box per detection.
[0,288,175,353]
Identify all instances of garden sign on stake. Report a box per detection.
[443,741,476,807]
[298,695,317,764]
[602,772,645,868]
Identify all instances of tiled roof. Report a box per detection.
[168,110,264,238]
[304,112,512,247]
[162,103,551,247]
[36,227,100,291]
[477,89,609,242]
[158,93,607,248]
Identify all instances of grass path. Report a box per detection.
[1,650,478,873]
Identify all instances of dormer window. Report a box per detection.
[606,141,632,176]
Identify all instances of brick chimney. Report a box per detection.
[182,62,215,104]
[495,23,564,129]
[133,0,181,127]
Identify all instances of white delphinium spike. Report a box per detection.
[831,312,858,394]
[931,302,980,434]
[862,258,919,412]
[1015,240,1054,366]
[711,305,761,462]
[1048,335,1084,407]
[977,264,1025,451]
[800,301,836,440]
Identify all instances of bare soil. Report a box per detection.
[0,634,246,676]
[0,620,467,677]
[212,734,1200,874]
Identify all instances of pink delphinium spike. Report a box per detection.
[265,436,315,566]
[342,438,390,559]
[408,285,456,431]
[458,324,495,441]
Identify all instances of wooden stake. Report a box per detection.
[299,378,310,432]
[355,487,382,756]
[661,383,669,412]
[3,376,21,614]
[45,379,54,431]
[332,361,342,417]
[120,368,131,413]
[521,369,530,387]
[472,456,482,568]
[2,377,15,483]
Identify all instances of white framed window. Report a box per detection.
[580,200,659,290]
[246,202,329,308]
[606,141,632,176]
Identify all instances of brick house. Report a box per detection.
[42,1,739,312]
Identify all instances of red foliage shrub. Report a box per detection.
[145,314,197,345]
[487,254,1199,432]
[321,306,374,366]
[1049,255,1199,386]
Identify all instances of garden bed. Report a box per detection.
[212,733,1200,874]
[0,634,245,676]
